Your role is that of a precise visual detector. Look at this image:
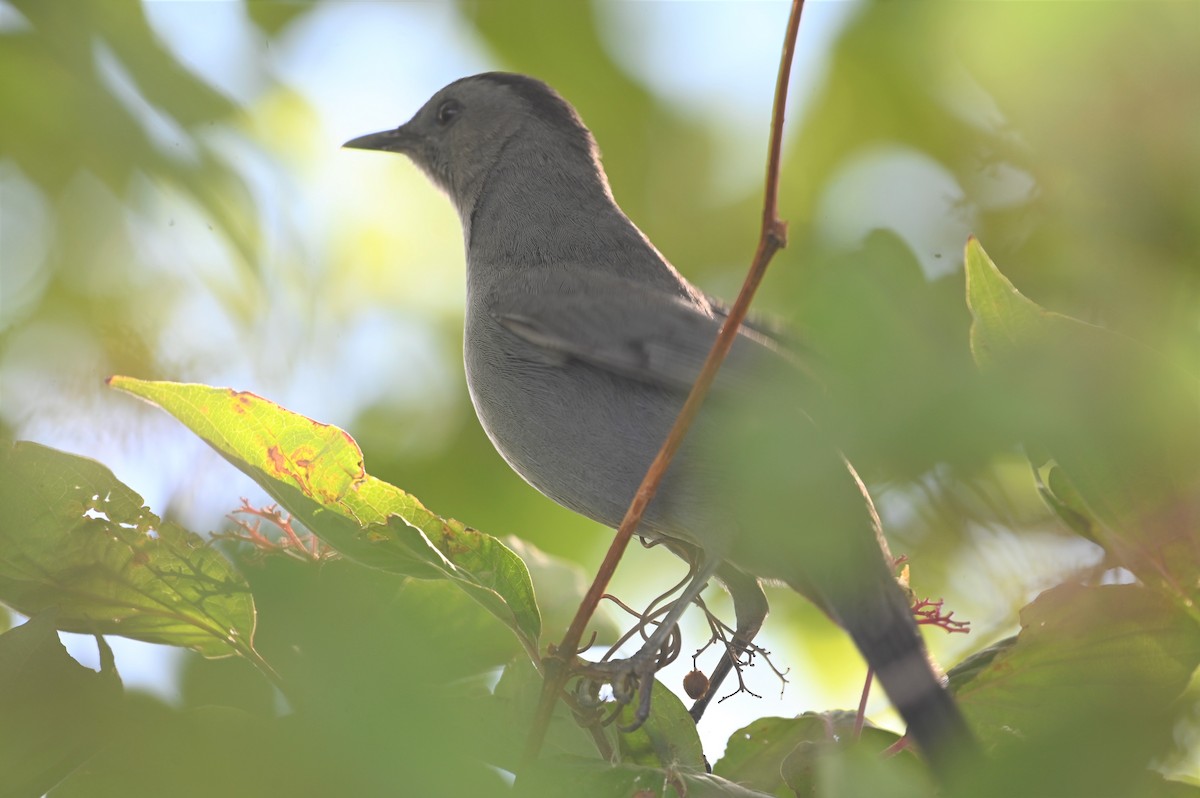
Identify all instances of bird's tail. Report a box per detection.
[831,571,975,778]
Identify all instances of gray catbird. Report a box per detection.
[345,72,973,772]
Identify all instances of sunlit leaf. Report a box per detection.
[0,441,256,658]
[0,613,121,798]
[108,377,542,653]
[964,237,1052,372]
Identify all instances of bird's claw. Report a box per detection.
[573,647,663,733]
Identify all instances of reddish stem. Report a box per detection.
[522,0,808,766]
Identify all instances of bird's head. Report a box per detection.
[344,72,599,217]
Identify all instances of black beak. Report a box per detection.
[343,126,413,153]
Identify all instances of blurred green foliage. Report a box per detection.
[1,0,1199,796]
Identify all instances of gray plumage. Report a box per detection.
[345,72,973,773]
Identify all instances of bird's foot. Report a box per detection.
[565,560,721,732]
[574,642,670,732]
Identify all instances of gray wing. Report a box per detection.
[487,272,798,393]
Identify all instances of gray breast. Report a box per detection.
[462,299,700,539]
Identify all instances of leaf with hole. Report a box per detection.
[0,441,256,658]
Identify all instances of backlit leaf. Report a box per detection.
[0,441,256,658]
[108,377,541,653]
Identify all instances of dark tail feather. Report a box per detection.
[834,577,976,779]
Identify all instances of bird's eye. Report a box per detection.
[435,99,462,126]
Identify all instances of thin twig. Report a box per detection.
[854,668,874,739]
[521,0,808,766]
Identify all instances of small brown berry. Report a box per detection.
[683,669,709,700]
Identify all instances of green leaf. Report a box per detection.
[486,658,704,773]
[715,714,831,795]
[0,441,256,658]
[956,583,1200,794]
[108,377,542,653]
[964,237,1051,373]
[965,238,1200,612]
[945,635,1017,696]
[244,0,315,36]
[616,679,705,771]
[0,613,122,798]
[1144,777,1200,798]
[1032,461,1096,541]
[958,583,1200,740]
[515,756,777,798]
[714,713,919,798]
[488,657,601,767]
[797,731,936,798]
[503,536,621,645]
[49,701,358,798]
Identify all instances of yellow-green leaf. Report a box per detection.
[965,236,1050,373]
[108,377,541,652]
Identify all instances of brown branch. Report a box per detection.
[521,0,808,766]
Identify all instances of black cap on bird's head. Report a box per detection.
[344,73,599,212]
